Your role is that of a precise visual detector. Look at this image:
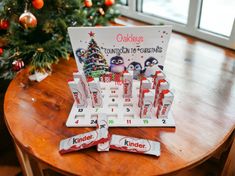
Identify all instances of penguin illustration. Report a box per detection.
[76,48,86,63]
[127,62,142,79]
[143,57,163,77]
[109,56,126,73]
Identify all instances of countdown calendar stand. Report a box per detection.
[67,26,175,128]
[66,79,175,127]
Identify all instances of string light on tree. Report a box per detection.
[84,0,92,7]
[32,0,44,9]
[99,8,105,16]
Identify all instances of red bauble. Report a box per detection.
[19,11,37,29]
[0,19,9,30]
[12,60,24,72]
[105,0,115,6]
[32,0,44,9]
[0,48,3,55]
[84,0,92,7]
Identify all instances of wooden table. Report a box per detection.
[4,33,235,175]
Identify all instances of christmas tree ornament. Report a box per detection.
[105,0,115,6]
[0,48,3,55]
[98,8,105,16]
[12,60,24,71]
[84,0,93,7]
[0,19,10,30]
[19,11,37,29]
[32,0,44,9]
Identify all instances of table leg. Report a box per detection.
[15,143,44,176]
[221,133,235,176]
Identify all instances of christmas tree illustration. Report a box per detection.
[83,31,109,77]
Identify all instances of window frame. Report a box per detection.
[117,0,235,50]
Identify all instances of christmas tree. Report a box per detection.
[0,0,119,79]
[83,31,109,77]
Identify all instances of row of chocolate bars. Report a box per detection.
[67,70,174,119]
[59,113,160,156]
[137,70,174,118]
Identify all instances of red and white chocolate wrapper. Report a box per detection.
[68,79,87,108]
[97,113,110,151]
[88,78,103,108]
[123,71,133,98]
[153,71,165,89]
[156,90,174,118]
[140,89,155,118]
[59,130,100,154]
[138,77,152,107]
[154,79,170,107]
[110,134,160,156]
[73,72,90,98]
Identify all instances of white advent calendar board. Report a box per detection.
[67,26,175,127]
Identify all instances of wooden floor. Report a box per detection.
[0,16,234,176]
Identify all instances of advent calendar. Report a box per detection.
[66,26,175,127]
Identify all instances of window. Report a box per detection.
[142,0,190,24]
[118,0,235,50]
[120,0,128,5]
[199,0,235,37]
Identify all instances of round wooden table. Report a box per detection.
[4,44,235,175]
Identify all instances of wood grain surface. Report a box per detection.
[4,31,235,175]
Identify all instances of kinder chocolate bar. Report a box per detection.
[68,79,87,108]
[123,71,133,98]
[73,72,90,98]
[153,71,165,89]
[110,134,160,156]
[140,89,155,118]
[59,130,100,154]
[154,80,170,107]
[88,78,103,108]
[156,90,174,118]
[138,77,152,107]
[97,113,110,152]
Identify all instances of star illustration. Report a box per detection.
[88,31,95,37]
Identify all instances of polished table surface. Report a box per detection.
[4,33,235,175]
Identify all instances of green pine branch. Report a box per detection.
[0,0,120,79]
